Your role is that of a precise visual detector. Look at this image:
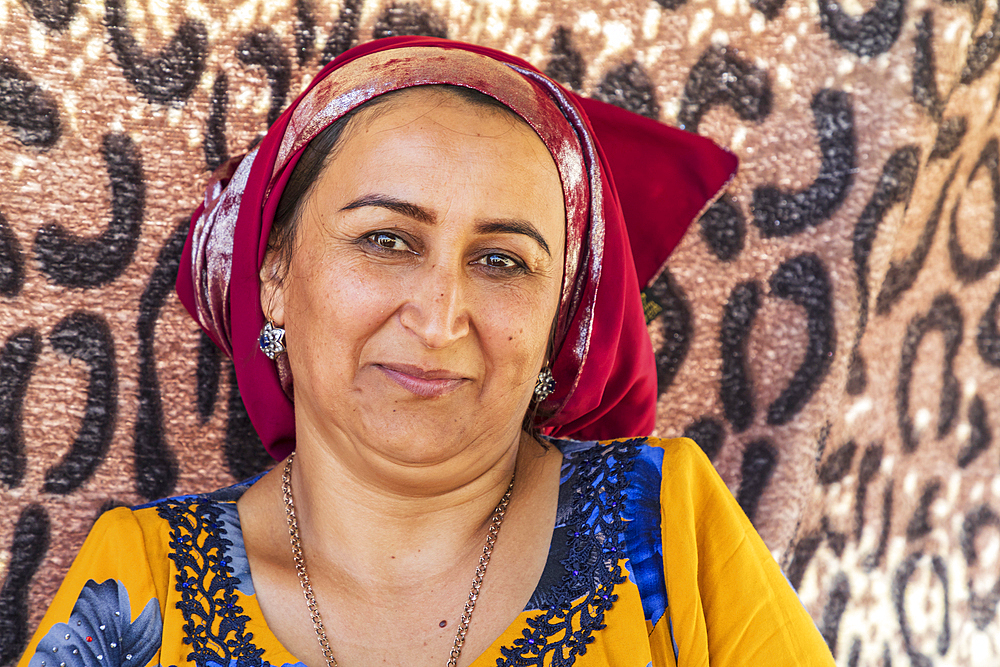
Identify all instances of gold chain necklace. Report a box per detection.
[281,452,515,667]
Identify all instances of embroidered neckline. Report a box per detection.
[154,438,647,667]
[156,499,265,667]
[497,437,642,666]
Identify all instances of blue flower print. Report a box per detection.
[621,445,667,625]
[28,579,161,667]
[214,503,255,596]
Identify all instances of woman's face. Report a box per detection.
[262,88,566,479]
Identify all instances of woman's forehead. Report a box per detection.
[303,92,566,242]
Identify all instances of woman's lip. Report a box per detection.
[375,364,469,397]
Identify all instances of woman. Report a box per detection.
[20,37,835,666]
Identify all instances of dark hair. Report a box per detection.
[267,85,518,281]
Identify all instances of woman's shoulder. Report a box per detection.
[86,472,267,562]
[132,470,266,511]
[547,435,712,481]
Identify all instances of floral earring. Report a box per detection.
[534,366,555,401]
[259,321,286,359]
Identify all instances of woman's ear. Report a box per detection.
[259,253,287,326]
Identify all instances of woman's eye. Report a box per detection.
[365,232,409,252]
[475,253,523,271]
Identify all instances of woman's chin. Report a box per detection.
[335,408,522,480]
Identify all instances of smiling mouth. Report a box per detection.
[375,364,469,398]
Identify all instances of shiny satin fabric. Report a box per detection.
[177,36,737,459]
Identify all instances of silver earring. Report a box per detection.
[259,321,286,359]
[534,366,555,401]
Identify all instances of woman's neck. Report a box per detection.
[286,433,526,590]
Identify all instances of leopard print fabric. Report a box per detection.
[1,0,998,664]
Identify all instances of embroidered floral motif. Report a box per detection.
[621,445,667,625]
[156,499,264,667]
[28,579,161,667]
[497,438,642,667]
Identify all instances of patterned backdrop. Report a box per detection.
[1,0,999,664]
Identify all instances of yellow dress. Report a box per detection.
[19,437,835,667]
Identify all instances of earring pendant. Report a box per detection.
[259,321,286,359]
[534,367,555,401]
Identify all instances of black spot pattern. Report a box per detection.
[720,282,759,432]
[0,59,61,148]
[876,163,960,315]
[0,330,41,489]
[766,254,836,425]
[224,364,271,481]
[34,133,145,288]
[820,572,851,656]
[699,195,745,261]
[677,45,771,133]
[736,438,777,524]
[752,89,856,238]
[822,515,848,556]
[294,0,316,65]
[957,395,992,467]
[959,8,1000,84]
[929,117,967,160]
[949,138,1000,282]
[0,211,25,296]
[319,0,362,65]
[977,282,1000,366]
[653,0,687,10]
[896,293,963,453]
[104,0,208,105]
[787,531,822,590]
[819,440,857,485]
[43,312,117,495]
[893,553,950,664]
[197,332,222,424]
[752,0,787,21]
[204,73,229,171]
[906,479,941,540]
[545,27,584,92]
[961,505,1000,630]
[854,442,883,541]
[22,0,78,30]
[848,146,920,395]
[236,30,292,128]
[371,2,448,39]
[646,269,692,396]
[0,504,50,666]
[847,637,862,667]
[862,484,894,572]
[133,222,187,501]
[817,0,906,57]
[913,11,943,119]
[682,417,725,461]
[592,61,660,120]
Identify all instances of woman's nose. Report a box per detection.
[398,263,471,348]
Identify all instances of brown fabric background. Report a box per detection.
[1,0,998,664]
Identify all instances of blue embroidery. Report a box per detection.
[28,579,161,667]
[621,445,666,625]
[497,438,643,667]
[155,498,264,667]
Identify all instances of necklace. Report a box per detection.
[281,452,515,667]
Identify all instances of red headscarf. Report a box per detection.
[177,37,736,460]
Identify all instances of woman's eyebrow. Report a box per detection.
[341,194,551,256]
[341,194,434,223]
[475,220,551,256]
